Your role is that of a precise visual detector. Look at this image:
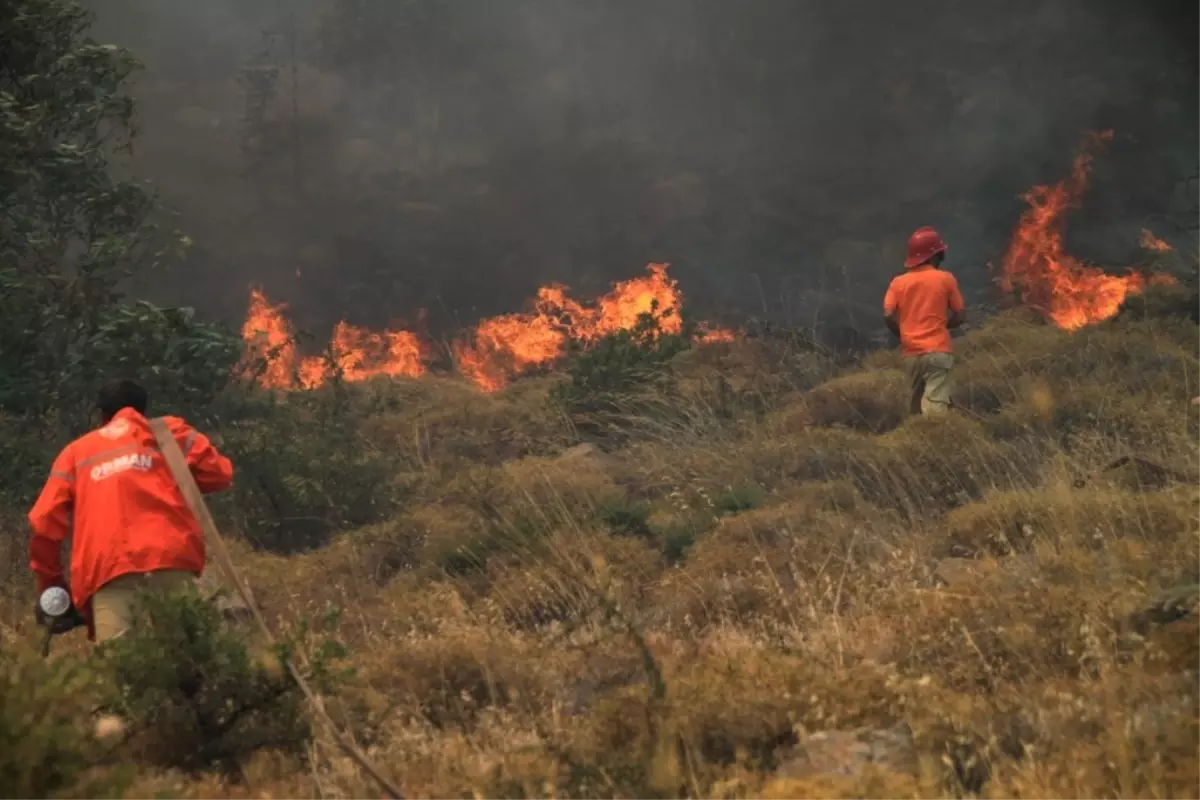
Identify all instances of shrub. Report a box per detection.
[0,650,130,799]
[797,368,908,432]
[712,483,767,515]
[217,386,402,553]
[941,485,1198,558]
[551,313,694,439]
[100,585,348,775]
[598,494,654,538]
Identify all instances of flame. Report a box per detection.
[330,322,427,382]
[999,132,1176,331]
[241,289,427,389]
[243,263,734,392]
[242,289,302,389]
[696,322,737,343]
[1139,228,1173,253]
[454,263,690,391]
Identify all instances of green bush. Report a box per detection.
[713,483,767,515]
[551,312,694,438]
[0,0,241,515]
[0,650,130,799]
[100,585,348,775]
[598,494,654,538]
[217,385,402,553]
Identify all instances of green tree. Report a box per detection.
[2,0,153,412]
[0,0,243,508]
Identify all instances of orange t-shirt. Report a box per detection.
[883,266,965,357]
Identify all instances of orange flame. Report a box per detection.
[1139,228,1173,253]
[243,264,734,392]
[242,289,302,389]
[241,289,427,389]
[454,263,687,391]
[998,132,1176,331]
[696,322,737,343]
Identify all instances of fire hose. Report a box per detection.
[146,418,405,799]
[35,421,404,798]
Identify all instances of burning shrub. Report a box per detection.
[551,314,694,440]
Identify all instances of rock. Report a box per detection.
[776,723,918,781]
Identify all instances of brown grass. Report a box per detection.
[2,309,1198,798]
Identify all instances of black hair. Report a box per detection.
[929,251,946,268]
[96,379,148,422]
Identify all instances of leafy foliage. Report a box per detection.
[100,584,348,775]
[0,650,130,799]
[598,494,653,538]
[1,0,164,414]
[0,0,245,513]
[551,312,695,437]
[216,386,401,553]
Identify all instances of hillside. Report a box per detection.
[2,286,1197,799]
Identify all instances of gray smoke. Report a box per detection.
[86,0,1198,342]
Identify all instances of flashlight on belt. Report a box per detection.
[37,586,85,656]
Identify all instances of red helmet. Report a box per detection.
[904,226,947,268]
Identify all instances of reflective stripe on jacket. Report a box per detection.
[27,408,233,638]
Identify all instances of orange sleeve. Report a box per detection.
[883,281,898,315]
[176,421,234,494]
[947,274,965,312]
[28,447,75,592]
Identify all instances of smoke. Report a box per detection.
[85,0,1198,342]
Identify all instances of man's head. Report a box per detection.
[96,379,148,423]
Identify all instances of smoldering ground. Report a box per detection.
[86,0,1198,343]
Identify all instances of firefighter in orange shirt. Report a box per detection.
[883,226,967,415]
[28,378,234,643]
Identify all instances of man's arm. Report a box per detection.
[167,418,234,494]
[182,425,234,494]
[883,283,901,338]
[946,274,966,329]
[28,449,75,593]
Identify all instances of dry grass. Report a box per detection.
[2,309,1198,798]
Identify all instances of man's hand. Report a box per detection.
[884,313,901,339]
[35,597,86,635]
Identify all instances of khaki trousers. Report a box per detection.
[905,352,955,415]
[92,569,197,643]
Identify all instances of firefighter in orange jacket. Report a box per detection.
[28,378,234,643]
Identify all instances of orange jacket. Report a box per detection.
[28,408,233,638]
[883,265,965,357]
